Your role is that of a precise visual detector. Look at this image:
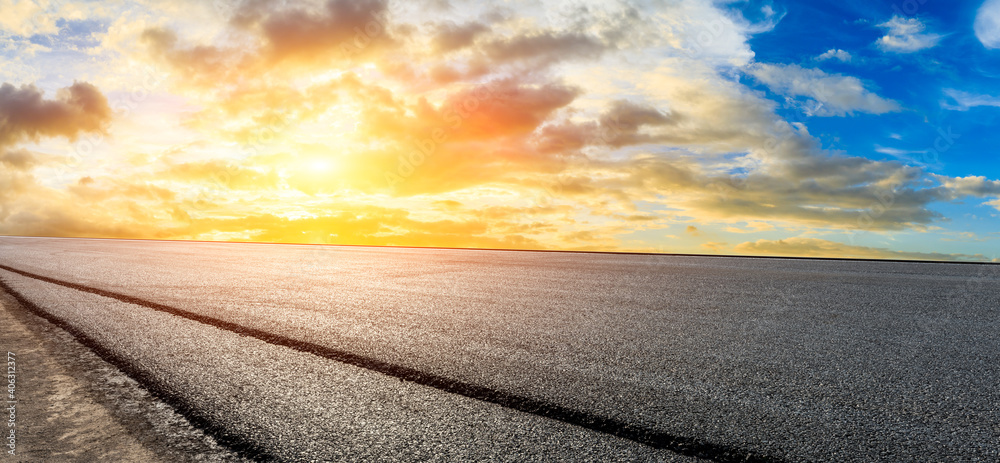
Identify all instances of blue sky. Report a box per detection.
[748,0,999,178]
[735,0,1000,257]
[747,0,1000,179]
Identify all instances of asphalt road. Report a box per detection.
[0,236,997,461]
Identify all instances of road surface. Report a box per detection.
[0,236,997,461]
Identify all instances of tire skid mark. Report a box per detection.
[0,263,780,463]
[0,273,279,462]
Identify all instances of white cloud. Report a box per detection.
[934,175,1000,198]
[874,145,938,166]
[640,0,786,68]
[0,36,50,57]
[749,63,901,116]
[0,0,58,36]
[975,0,1000,49]
[875,16,941,53]
[0,53,43,84]
[816,49,852,62]
[943,88,1000,110]
[659,1,760,66]
[874,145,925,157]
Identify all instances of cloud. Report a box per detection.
[0,170,551,249]
[942,88,1000,111]
[701,241,727,252]
[976,0,1000,49]
[933,175,1000,197]
[0,0,57,36]
[140,27,226,73]
[535,100,677,152]
[0,82,111,148]
[140,0,632,97]
[734,237,989,262]
[161,160,281,191]
[749,63,901,116]
[724,221,774,233]
[67,177,177,203]
[875,16,941,53]
[481,31,609,65]
[226,211,542,250]
[874,146,922,157]
[375,105,583,193]
[815,49,852,62]
[635,0,786,68]
[139,0,398,88]
[437,80,580,141]
[0,82,112,171]
[254,0,394,63]
[0,149,42,170]
[0,168,191,240]
[528,138,953,232]
[432,21,490,52]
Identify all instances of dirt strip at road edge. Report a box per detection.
[0,279,246,463]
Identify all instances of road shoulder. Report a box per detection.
[0,289,242,462]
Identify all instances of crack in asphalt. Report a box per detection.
[0,263,780,463]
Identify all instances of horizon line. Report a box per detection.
[1,234,996,266]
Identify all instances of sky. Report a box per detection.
[0,0,999,261]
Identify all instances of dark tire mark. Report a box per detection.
[0,264,780,463]
[0,275,277,462]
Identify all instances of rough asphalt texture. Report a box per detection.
[0,291,245,462]
[0,236,997,461]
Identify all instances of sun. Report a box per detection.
[309,159,334,172]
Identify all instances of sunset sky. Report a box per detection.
[1,0,999,261]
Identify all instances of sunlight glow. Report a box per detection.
[310,159,333,172]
